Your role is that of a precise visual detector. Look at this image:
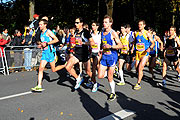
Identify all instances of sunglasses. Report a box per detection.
[75,22,80,24]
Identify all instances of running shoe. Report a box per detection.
[92,83,100,93]
[108,93,116,101]
[31,86,43,92]
[74,78,84,89]
[134,84,141,90]
[157,80,166,87]
[85,80,93,88]
[116,81,125,86]
[162,80,166,87]
[178,76,180,82]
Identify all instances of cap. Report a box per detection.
[33,14,39,18]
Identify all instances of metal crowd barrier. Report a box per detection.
[3,46,42,75]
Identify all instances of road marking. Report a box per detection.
[0,89,44,101]
[99,109,135,120]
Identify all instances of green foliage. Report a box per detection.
[0,0,178,35]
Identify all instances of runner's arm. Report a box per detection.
[155,35,163,51]
[88,37,95,46]
[175,37,180,47]
[111,31,123,49]
[147,33,155,50]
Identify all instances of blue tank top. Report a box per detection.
[65,35,71,50]
[40,29,55,53]
[136,30,150,52]
[150,35,159,55]
[101,29,117,55]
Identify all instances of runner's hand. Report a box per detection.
[41,42,47,47]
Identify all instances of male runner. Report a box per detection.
[148,28,163,79]
[134,20,155,90]
[65,17,94,89]
[98,15,122,101]
[31,19,66,91]
[126,24,135,69]
[86,21,101,92]
[117,24,132,86]
[160,26,180,87]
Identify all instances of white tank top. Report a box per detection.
[91,32,101,53]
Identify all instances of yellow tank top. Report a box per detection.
[120,34,129,54]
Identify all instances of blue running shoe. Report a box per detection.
[162,80,166,87]
[178,76,180,82]
[85,80,93,88]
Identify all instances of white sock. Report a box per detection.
[76,75,81,83]
[104,71,107,77]
[109,80,115,94]
[119,70,124,83]
[131,60,136,69]
[38,84,42,88]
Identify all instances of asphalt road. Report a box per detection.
[0,67,180,120]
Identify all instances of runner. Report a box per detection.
[98,15,122,101]
[160,26,180,87]
[65,17,95,90]
[86,21,101,92]
[134,20,155,90]
[148,28,163,79]
[126,24,135,70]
[31,19,66,92]
[117,24,131,86]
[60,26,76,61]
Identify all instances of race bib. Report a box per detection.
[92,43,98,50]
[121,45,128,54]
[75,36,83,47]
[136,43,145,51]
[102,40,111,54]
[166,49,175,56]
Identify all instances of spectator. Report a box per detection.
[22,29,33,71]
[0,33,9,69]
[11,30,23,72]
[30,14,40,45]
[29,14,39,32]
[2,28,12,67]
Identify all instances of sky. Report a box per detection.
[0,0,14,3]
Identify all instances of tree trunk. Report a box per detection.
[29,0,35,21]
[106,0,114,17]
[97,0,100,22]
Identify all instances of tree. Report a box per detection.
[105,0,114,17]
[29,0,35,21]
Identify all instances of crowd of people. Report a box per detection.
[1,14,180,101]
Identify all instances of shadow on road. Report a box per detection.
[116,92,179,120]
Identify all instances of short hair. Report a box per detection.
[40,19,48,25]
[121,23,127,28]
[126,24,131,28]
[69,25,75,30]
[104,15,113,23]
[148,27,153,31]
[170,26,176,31]
[138,20,146,25]
[91,20,100,26]
[26,29,30,33]
[76,17,83,23]
[2,28,7,31]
